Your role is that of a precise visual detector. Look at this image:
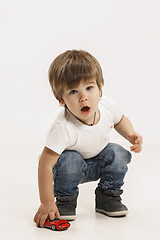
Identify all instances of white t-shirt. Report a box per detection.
[45,96,123,159]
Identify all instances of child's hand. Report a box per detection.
[33,202,60,228]
[127,132,143,153]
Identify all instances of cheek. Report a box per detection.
[62,95,72,106]
[66,98,77,109]
[69,102,77,109]
[92,91,100,101]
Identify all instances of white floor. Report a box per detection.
[0,143,160,240]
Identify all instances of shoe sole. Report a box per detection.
[59,215,76,221]
[95,208,128,217]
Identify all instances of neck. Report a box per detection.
[66,107,100,126]
[77,111,97,126]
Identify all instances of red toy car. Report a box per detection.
[44,218,70,231]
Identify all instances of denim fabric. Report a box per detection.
[53,143,132,196]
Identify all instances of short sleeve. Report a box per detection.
[45,123,70,155]
[101,97,124,125]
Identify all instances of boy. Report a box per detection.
[34,50,142,228]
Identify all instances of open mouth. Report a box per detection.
[81,106,91,114]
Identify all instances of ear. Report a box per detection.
[99,87,102,98]
[59,98,65,106]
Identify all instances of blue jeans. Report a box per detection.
[53,143,132,196]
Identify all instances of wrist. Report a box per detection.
[41,200,55,205]
[40,193,55,204]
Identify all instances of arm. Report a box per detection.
[33,147,60,228]
[114,115,143,153]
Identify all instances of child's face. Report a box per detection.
[60,78,102,125]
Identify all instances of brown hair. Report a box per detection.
[48,49,104,102]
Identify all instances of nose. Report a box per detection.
[79,92,88,102]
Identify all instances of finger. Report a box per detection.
[135,149,141,153]
[55,209,60,218]
[135,137,142,144]
[134,149,141,153]
[40,214,48,228]
[49,211,55,220]
[139,138,143,145]
[131,146,142,153]
[130,144,138,150]
[33,211,39,223]
[36,213,41,227]
[135,138,139,144]
[135,146,142,153]
[131,142,142,149]
[136,134,143,143]
[130,146,139,152]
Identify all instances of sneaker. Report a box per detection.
[95,186,128,217]
[56,192,79,221]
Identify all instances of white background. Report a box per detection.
[1,0,160,146]
[1,1,160,240]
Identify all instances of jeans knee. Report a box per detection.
[109,143,131,161]
[107,143,132,173]
[53,151,86,196]
[55,150,84,174]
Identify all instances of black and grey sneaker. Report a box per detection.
[56,192,79,221]
[95,186,128,217]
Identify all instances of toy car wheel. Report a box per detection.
[52,225,56,231]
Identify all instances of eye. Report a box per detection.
[69,90,77,95]
[86,86,93,91]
